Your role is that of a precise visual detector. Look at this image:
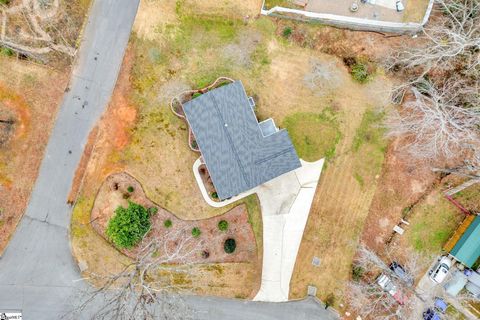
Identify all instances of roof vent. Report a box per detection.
[248,97,255,108]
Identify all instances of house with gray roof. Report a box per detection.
[182,80,301,200]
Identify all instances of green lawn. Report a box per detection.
[351,109,386,187]
[406,194,464,254]
[283,108,341,162]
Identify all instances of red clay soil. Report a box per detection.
[91,172,257,264]
[360,138,438,252]
[68,46,137,199]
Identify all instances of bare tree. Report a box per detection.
[385,79,480,163]
[347,245,431,320]
[1,0,80,62]
[68,227,205,320]
[388,0,480,81]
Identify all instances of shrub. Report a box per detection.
[164,219,172,228]
[211,192,218,199]
[0,0,10,5]
[148,207,158,215]
[218,220,228,231]
[224,238,236,254]
[192,92,202,99]
[106,201,152,249]
[351,264,365,281]
[191,227,201,237]
[0,46,14,56]
[282,26,292,38]
[127,186,134,193]
[325,293,336,308]
[351,63,370,83]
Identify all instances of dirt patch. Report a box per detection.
[91,172,257,264]
[360,139,438,252]
[0,57,68,253]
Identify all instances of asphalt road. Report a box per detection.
[0,1,338,319]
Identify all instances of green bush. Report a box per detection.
[282,26,292,38]
[127,186,134,193]
[148,207,158,215]
[164,219,172,228]
[351,264,365,281]
[224,238,236,254]
[106,201,152,249]
[211,192,218,199]
[192,92,202,99]
[192,227,201,237]
[0,0,10,5]
[0,46,13,56]
[351,63,370,83]
[218,220,228,231]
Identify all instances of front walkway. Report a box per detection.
[194,158,324,302]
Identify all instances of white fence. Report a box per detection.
[261,0,434,34]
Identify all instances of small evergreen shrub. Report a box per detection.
[351,264,365,281]
[282,26,292,38]
[127,186,134,193]
[211,192,218,199]
[192,227,201,238]
[106,201,152,249]
[351,63,370,83]
[164,219,172,228]
[224,238,236,254]
[218,220,228,231]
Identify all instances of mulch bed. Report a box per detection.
[91,172,257,264]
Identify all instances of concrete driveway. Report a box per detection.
[254,159,324,302]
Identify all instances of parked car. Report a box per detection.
[429,257,452,284]
[434,298,448,313]
[390,261,414,286]
[423,308,441,320]
[376,274,406,305]
[396,0,405,11]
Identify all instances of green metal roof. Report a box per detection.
[450,215,480,268]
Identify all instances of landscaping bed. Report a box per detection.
[91,172,257,264]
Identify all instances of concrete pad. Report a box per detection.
[254,159,324,302]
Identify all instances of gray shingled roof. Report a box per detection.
[183,81,301,200]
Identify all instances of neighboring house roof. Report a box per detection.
[182,80,301,200]
[450,215,480,268]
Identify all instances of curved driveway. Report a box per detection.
[0,1,337,319]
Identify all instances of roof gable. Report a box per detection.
[451,216,480,268]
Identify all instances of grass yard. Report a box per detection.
[454,183,480,212]
[404,192,465,255]
[403,0,431,23]
[351,109,386,188]
[289,84,391,302]
[283,108,341,161]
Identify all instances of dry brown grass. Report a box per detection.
[289,74,392,301]
[403,0,431,23]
